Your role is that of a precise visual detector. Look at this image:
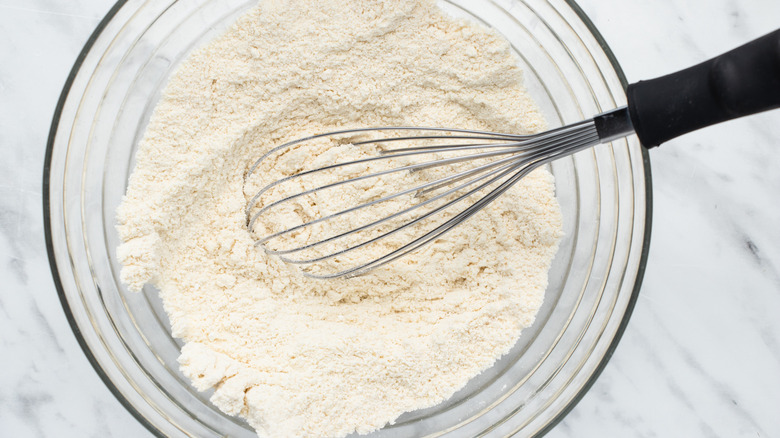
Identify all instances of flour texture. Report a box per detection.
[116,0,563,437]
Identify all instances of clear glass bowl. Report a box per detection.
[44,0,651,436]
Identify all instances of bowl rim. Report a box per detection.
[42,1,653,436]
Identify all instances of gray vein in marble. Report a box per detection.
[28,300,67,355]
[2,378,55,437]
[738,232,780,287]
[8,256,28,284]
[758,328,780,368]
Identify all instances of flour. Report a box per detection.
[116,0,563,437]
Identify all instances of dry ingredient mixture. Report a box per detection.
[116,0,563,437]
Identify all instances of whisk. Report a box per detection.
[245,29,780,279]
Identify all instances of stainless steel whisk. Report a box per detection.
[245,29,780,279]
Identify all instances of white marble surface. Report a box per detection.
[1,0,779,436]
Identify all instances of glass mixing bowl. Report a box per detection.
[44,0,651,436]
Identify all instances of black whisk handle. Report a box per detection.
[626,28,780,148]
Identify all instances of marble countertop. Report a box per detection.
[2,0,778,436]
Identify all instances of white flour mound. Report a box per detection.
[116,0,563,437]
